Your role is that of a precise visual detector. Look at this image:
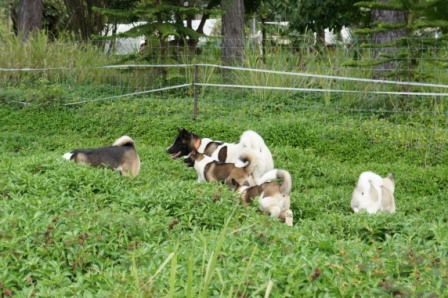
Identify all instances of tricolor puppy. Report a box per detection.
[166,128,274,183]
[189,149,257,186]
[63,136,140,177]
[351,171,396,214]
[229,169,293,226]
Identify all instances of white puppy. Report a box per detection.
[220,130,274,184]
[351,171,396,214]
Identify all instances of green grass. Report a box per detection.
[0,97,447,297]
[0,32,447,296]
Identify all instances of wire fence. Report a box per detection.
[1,41,447,165]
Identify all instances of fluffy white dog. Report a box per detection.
[351,171,396,214]
[224,130,274,185]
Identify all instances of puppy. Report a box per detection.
[189,149,257,186]
[351,171,396,214]
[166,129,223,167]
[229,169,293,226]
[63,136,140,177]
[166,128,274,182]
[165,129,221,159]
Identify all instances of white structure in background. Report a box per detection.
[104,19,218,55]
[250,30,263,54]
[340,26,352,46]
[249,20,352,49]
[324,26,352,47]
[324,28,337,46]
[415,27,443,39]
[103,22,145,54]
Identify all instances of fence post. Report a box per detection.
[193,64,198,120]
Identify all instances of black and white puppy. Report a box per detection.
[166,128,274,183]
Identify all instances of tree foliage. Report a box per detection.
[350,0,448,79]
[287,0,366,34]
[98,0,219,43]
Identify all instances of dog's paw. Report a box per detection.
[284,210,293,226]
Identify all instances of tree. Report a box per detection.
[221,0,245,64]
[353,0,448,79]
[7,0,69,39]
[17,0,43,40]
[63,0,106,41]
[286,0,365,44]
[370,0,407,78]
[98,0,217,53]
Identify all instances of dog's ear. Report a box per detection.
[179,128,189,137]
[387,173,394,182]
[225,178,238,191]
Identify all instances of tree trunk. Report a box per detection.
[221,0,245,65]
[371,0,407,79]
[18,0,43,41]
[63,0,105,41]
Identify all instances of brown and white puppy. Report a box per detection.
[229,169,293,226]
[166,128,274,183]
[63,136,140,177]
[351,171,396,214]
[189,149,257,186]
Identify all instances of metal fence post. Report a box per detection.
[193,64,198,120]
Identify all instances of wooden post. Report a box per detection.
[193,64,198,120]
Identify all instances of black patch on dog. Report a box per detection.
[183,156,195,167]
[203,141,223,156]
[217,146,227,162]
[71,146,130,169]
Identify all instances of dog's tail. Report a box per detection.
[113,135,136,147]
[237,150,258,175]
[258,169,292,195]
[239,130,274,174]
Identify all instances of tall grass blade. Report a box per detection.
[168,253,177,298]
[145,252,175,286]
[199,210,234,298]
[186,254,194,298]
[264,280,274,298]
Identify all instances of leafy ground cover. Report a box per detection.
[0,97,447,297]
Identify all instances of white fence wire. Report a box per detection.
[2,64,448,105]
[0,63,447,166]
